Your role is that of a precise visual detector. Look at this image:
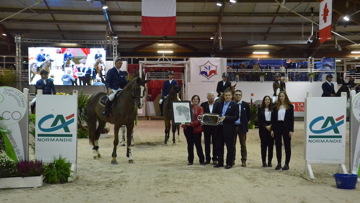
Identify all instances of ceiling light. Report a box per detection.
[253,51,269,55]
[1,33,6,36]
[336,59,341,62]
[216,3,222,6]
[230,0,236,3]
[157,43,173,46]
[210,36,214,40]
[157,50,173,54]
[102,5,108,9]
[343,15,350,22]
[351,51,360,54]
[253,44,269,47]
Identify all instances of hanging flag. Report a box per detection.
[319,0,332,43]
[141,0,176,36]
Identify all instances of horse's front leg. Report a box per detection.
[126,124,135,163]
[120,125,126,146]
[171,123,177,145]
[164,120,170,145]
[111,124,121,164]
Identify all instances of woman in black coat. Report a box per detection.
[271,91,294,171]
[257,95,274,167]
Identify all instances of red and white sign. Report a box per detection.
[293,102,305,112]
[141,0,176,36]
[319,0,332,43]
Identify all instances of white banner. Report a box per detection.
[35,91,78,164]
[187,58,227,101]
[305,97,346,164]
[350,92,360,175]
[0,87,29,161]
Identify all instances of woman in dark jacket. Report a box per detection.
[257,95,274,167]
[182,95,205,165]
[271,91,294,171]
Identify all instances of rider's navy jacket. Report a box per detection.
[105,67,128,90]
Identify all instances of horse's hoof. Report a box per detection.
[128,160,134,163]
[111,160,118,164]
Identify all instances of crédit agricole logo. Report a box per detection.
[308,115,344,143]
[37,114,75,142]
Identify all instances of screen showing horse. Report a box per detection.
[28,47,107,86]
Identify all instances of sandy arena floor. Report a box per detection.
[1,120,360,203]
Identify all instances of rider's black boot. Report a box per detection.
[102,99,112,116]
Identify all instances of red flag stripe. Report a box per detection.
[66,114,75,120]
[336,115,344,122]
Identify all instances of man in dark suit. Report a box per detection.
[159,70,178,116]
[213,90,239,169]
[233,90,250,167]
[321,74,335,97]
[216,72,231,97]
[273,73,286,96]
[102,59,128,116]
[200,91,218,164]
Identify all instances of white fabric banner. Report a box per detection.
[142,0,176,17]
[319,0,332,30]
[350,92,360,175]
[187,58,227,102]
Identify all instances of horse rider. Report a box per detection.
[159,70,178,116]
[102,59,129,116]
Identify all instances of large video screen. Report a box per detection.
[28,47,106,86]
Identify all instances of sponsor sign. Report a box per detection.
[187,58,226,101]
[0,87,28,161]
[305,97,346,164]
[293,102,304,112]
[35,91,78,164]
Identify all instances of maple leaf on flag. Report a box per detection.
[322,3,329,23]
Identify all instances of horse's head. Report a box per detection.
[132,73,150,109]
[170,85,181,94]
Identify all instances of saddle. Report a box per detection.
[100,90,123,106]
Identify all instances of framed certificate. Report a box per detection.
[172,101,192,124]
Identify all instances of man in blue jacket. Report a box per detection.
[102,59,128,116]
[321,74,335,97]
[159,70,178,116]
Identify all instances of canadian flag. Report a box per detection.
[141,0,176,36]
[319,0,332,43]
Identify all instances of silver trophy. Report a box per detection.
[197,113,221,126]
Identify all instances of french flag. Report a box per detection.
[141,0,176,36]
[319,0,332,43]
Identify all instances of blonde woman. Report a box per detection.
[271,91,294,170]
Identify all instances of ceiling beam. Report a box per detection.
[0,8,319,18]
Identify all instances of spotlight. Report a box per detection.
[216,2,222,7]
[102,5,108,9]
[230,0,236,3]
[343,15,350,22]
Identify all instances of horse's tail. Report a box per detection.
[86,94,98,145]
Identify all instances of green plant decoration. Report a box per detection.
[77,92,89,138]
[248,105,258,129]
[0,117,17,162]
[0,70,17,87]
[0,155,17,178]
[43,156,72,184]
[29,114,36,150]
[308,72,315,77]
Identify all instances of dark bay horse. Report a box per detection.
[163,85,181,145]
[86,74,149,164]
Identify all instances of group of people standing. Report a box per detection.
[181,72,294,170]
